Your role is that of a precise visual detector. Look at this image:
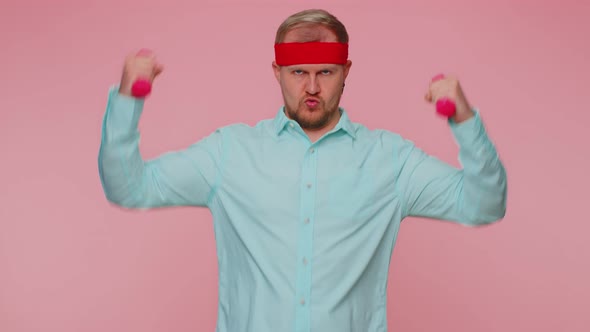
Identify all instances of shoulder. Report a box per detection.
[350,121,416,151]
[212,118,276,140]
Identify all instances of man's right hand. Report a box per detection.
[118,49,164,97]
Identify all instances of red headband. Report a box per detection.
[274,42,349,66]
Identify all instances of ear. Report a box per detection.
[272,61,281,83]
[343,60,352,80]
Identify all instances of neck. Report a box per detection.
[302,111,341,143]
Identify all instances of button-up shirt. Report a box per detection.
[98,85,507,332]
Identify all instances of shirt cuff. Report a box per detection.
[448,108,487,148]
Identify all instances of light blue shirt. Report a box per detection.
[98,85,507,332]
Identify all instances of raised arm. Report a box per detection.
[397,76,507,225]
[97,51,224,209]
[397,111,507,225]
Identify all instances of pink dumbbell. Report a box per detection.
[431,74,456,117]
[131,79,151,98]
[131,49,153,98]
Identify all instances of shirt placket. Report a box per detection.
[294,144,318,332]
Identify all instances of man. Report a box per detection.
[98,8,507,332]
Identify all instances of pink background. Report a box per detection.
[1,0,589,331]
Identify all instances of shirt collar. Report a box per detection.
[272,106,357,139]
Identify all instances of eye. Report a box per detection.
[293,70,304,75]
[321,70,332,75]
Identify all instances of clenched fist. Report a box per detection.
[425,75,474,123]
[118,49,164,97]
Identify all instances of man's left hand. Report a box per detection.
[425,75,475,123]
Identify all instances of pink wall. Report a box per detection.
[1,0,589,331]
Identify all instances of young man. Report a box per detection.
[98,8,507,332]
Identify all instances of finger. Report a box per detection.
[134,49,157,69]
[431,73,445,82]
[429,86,446,104]
[136,48,153,57]
[154,63,164,77]
[427,73,445,103]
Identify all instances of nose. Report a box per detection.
[305,75,320,95]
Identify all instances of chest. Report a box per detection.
[219,137,398,219]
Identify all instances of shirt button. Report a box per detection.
[303,257,308,265]
[310,148,315,153]
[307,183,312,189]
[300,298,306,305]
[289,123,294,128]
[304,218,310,224]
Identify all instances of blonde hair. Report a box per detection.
[274,9,349,44]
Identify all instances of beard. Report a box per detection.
[285,98,339,130]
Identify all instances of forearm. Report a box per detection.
[450,110,507,224]
[98,85,152,208]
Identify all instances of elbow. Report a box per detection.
[103,192,153,211]
[99,175,145,210]
[466,170,508,226]
[104,192,138,209]
[470,207,506,226]
[461,211,505,227]
[464,191,508,227]
[101,182,151,210]
[98,155,149,210]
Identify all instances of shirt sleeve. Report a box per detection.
[397,110,507,226]
[97,85,224,209]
